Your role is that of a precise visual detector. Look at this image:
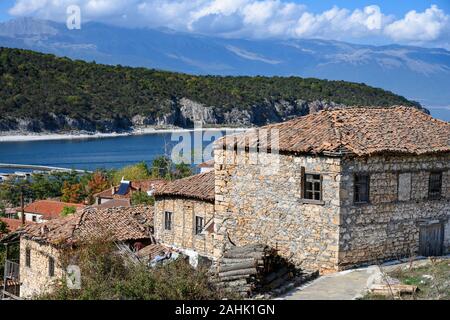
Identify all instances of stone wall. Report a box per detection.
[339,154,450,268]
[19,238,64,298]
[154,197,215,258]
[213,147,342,273]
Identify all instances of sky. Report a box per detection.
[0,0,449,49]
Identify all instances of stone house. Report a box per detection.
[154,172,216,265]
[211,106,450,273]
[12,206,154,298]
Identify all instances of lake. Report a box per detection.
[0,130,231,172]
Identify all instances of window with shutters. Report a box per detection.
[195,216,204,235]
[428,172,442,200]
[354,174,370,203]
[48,257,55,277]
[164,211,172,230]
[25,247,31,268]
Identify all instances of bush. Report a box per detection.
[38,241,228,300]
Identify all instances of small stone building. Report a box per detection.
[17,206,153,298]
[213,106,450,273]
[154,172,216,264]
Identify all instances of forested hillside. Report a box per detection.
[0,47,424,133]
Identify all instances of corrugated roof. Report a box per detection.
[21,205,154,246]
[216,106,450,157]
[23,200,85,220]
[154,172,215,202]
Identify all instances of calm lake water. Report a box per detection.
[0,131,229,172]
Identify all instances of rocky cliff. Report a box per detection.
[0,98,356,134]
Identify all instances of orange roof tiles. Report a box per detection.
[22,206,154,246]
[23,200,85,220]
[154,171,215,202]
[217,106,450,157]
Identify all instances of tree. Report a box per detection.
[86,172,110,204]
[113,162,151,185]
[0,220,9,235]
[61,182,84,204]
[172,163,193,180]
[131,191,154,206]
[61,206,77,217]
[0,202,5,217]
[151,156,172,179]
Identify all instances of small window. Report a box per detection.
[304,174,322,201]
[48,257,55,277]
[195,216,204,235]
[32,215,37,222]
[25,248,31,268]
[164,211,172,230]
[428,172,442,200]
[354,174,370,203]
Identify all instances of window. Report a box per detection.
[25,248,31,267]
[195,216,204,235]
[304,174,322,201]
[428,172,442,200]
[354,174,370,203]
[32,215,37,222]
[48,257,55,277]
[164,211,172,230]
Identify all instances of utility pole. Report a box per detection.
[20,186,25,226]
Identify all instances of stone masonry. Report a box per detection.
[213,148,450,273]
[154,197,215,258]
[19,238,63,298]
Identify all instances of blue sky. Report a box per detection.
[1,1,449,49]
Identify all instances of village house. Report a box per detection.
[94,179,166,206]
[152,106,449,274]
[1,205,154,298]
[18,200,85,223]
[154,171,216,265]
[212,106,450,273]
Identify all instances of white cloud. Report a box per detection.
[7,0,450,48]
[384,5,449,42]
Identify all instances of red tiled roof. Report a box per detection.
[154,172,215,202]
[22,205,154,246]
[217,106,450,157]
[23,200,85,220]
[0,218,34,235]
[197,159,214,168]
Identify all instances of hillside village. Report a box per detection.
[1,106,449,300]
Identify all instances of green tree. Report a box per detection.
[0,220,9,234]
[172,163,193,180]
[113,162,151,185]
[150,156,172,179]
[61,206,77,217]
[131,191,155,206]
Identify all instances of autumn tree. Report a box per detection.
[61,182,85,203]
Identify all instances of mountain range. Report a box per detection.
[0,17,449,116]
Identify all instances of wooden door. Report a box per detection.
[419,223,444,257]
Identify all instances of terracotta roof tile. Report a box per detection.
[0,218,33,235]
[21,205,153,246]
[23,200,85,220]
[216,106,450,157]
[154,172,215,202]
